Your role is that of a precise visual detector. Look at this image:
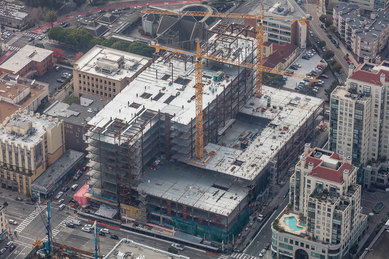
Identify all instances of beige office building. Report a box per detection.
[73,45,151,100]
[0,110,65,195]
[271,145,367,259]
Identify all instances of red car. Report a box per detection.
[319,74,329,79]
[344,55,353,65]
[9,244,16,251]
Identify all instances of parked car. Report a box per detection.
[99,231,106,236]
[62,186,70,192]
[58,198,65,204]
[71,220,81,226]
[265,242,271,250]
[84,224,92,228]
[43,28,50,33]
[0,248,6,254]
[81,227,91,233]
[110,234,119,240]
[302,55,310,60]
[171,243,184,251]
[56,78,64,83]
[9,244,16,251]
[59,204,66,210]
[257,214,264,221]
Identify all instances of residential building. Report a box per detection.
[271,145,367,259]
[333,4,389,62]
[362,161,389,189]
[0,110,65,195]
[43,95,107,153]
[84,22,323,242]
[329,60,389,166]
[328,0,389,12]
[0,205,7,241]
[0,45,53,77]
[244,0,308,48]
[0,73,49,123]
[0,1,29,30]
[72,45,151,100]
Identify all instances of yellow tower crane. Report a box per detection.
[141,4,311,97]
[149,40,315,160]
[145,5,312,160]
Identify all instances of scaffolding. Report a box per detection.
[86,109,160,209]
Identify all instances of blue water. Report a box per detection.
[284,216,303,231]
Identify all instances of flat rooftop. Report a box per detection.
[74,45,150,81]
[183,86,323,181]
[0,1,28,21]
[88,31,254,130]
[43,95,108,126]
[137,161,248,217]
[0,111,58,148]
[104,239,189,259]
[0,45,52,74]
[250,0,306,21]
[31,150,85,194]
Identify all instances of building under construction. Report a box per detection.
[85,22,323,242]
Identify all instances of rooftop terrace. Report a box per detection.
[183,86,323,181]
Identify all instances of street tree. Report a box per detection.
[45,10,57,28]
[323,50,335,60]
[319,14,326,23]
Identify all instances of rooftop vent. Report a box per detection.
[343,169,349,174]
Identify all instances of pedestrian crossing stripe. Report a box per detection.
[42,215,75,242]
[15,206,47,233]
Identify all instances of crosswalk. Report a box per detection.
[7,46,20,51]
[25,32,40,39]
[42,215,75,241]
[219,253,260,259]
[15,205,47,233]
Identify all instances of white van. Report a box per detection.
[71,184,79,191]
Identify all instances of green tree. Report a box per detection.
[318,41,326,48]
[45,10,57,28]
[111,41,131,51]
[332,63,342,73]
[325,80,338,101]
[323,50,334,60]
[319,14,326,23]
[128,42,154,57]
[325,19,332,28]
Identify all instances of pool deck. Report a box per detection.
[280,213,308,235]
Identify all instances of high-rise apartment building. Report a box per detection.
[73,45,151,100]
[271,145,367,259]
[329,0,389,12]
[0,110,65,194]
[0,205,7,240]
[329,61,389,165]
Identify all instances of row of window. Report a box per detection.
[78,74,116,87]
[79,87,113,97]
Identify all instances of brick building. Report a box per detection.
[0,45,53,77]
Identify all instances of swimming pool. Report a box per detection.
[284,216,303,232]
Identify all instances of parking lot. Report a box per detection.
[34,65,72,95]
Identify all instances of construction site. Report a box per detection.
[84,10,324,243]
